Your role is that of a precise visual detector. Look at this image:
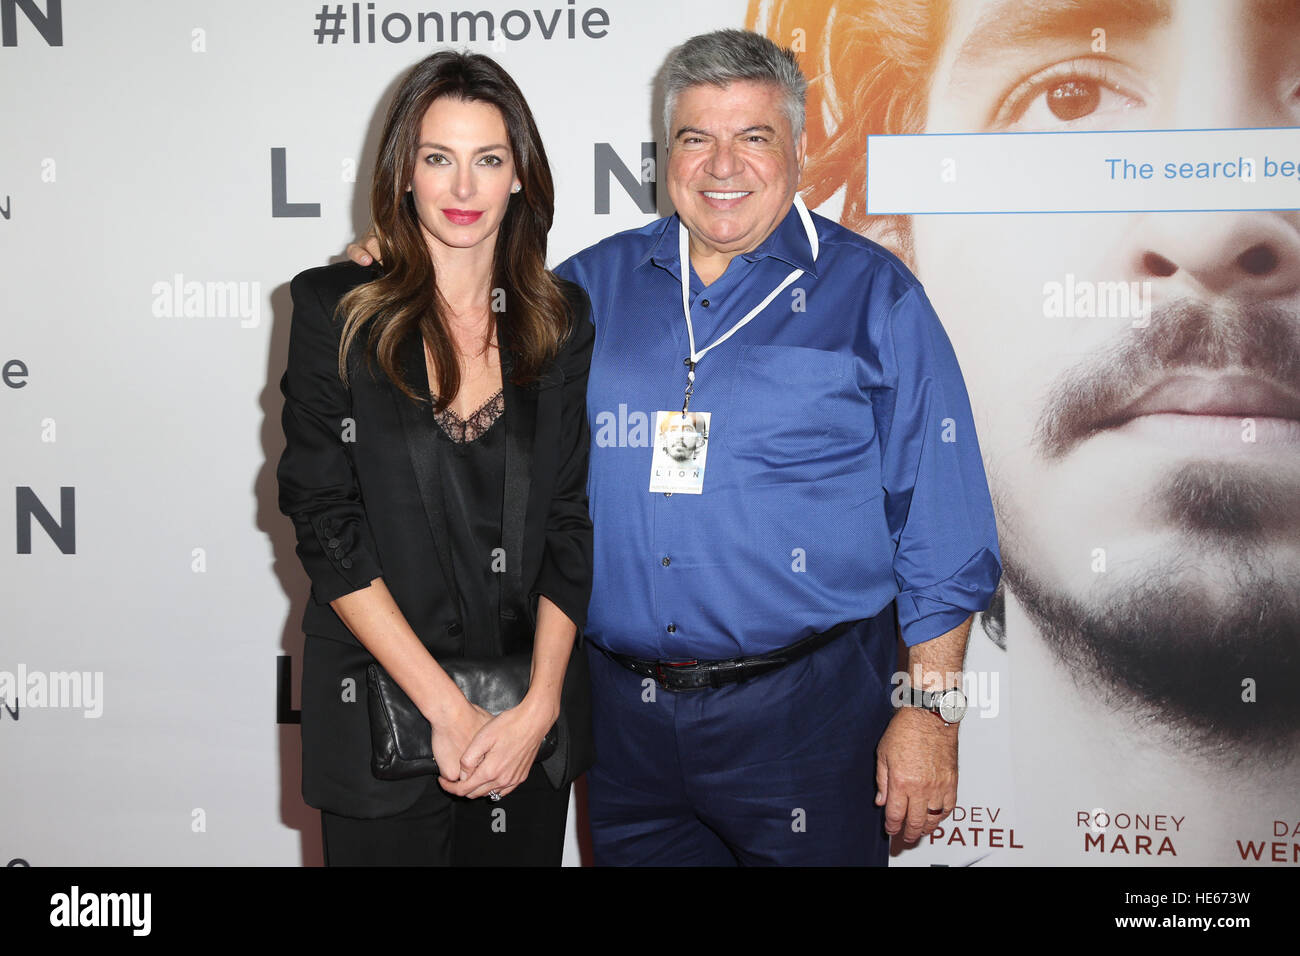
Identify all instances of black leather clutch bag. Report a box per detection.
[366,654,558,783]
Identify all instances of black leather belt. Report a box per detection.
[599,620,859,691]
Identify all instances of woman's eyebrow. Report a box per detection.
[417,142,510,154]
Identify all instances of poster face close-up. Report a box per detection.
[750,0,1300,865]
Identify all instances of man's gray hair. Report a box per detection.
[661,29,808,148]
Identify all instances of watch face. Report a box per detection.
[938,689,967,723]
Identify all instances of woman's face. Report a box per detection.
[408,96,520,258]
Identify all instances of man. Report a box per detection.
[355,29,1000,865]
[554,29,998,866]
[751,0,1300,863]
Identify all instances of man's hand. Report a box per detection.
[874,706,959,844]
[345,230,381,266]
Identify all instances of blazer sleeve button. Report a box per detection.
[341,557,353,569]
[446,622,463,636]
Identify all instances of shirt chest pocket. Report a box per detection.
[721,345,862,464]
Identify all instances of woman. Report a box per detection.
[277,51,593,866]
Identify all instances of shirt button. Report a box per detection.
[666,623,676,633]
[701,298,710,307]
[661,556,670,567]
[447,621,463,636]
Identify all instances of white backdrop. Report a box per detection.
[0,0,747,866]
[3,0,1295,867]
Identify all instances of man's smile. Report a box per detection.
[699,189,753,208]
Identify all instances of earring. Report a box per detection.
[511,184,521,194]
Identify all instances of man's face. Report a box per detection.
[910,0,1300,739]
[662,415,704,462]
[666,79,806,259]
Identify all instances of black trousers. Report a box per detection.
[320,762,571,866]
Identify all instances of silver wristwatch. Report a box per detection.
[911,686,967,725]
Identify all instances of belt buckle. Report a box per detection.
[654,659,699,688]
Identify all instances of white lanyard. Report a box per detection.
[677,194,819,411]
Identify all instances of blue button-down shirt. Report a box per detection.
[555,202,1001,660]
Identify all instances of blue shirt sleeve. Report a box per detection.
[553,254,582,293]
[878,284,1002,646]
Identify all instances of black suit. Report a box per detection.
[277,261,594,819]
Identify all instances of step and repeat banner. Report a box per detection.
[2,0,1296,866]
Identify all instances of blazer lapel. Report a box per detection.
[393,331,461,606]
[500,356,536,627]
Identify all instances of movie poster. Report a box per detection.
[749,0,1299,865]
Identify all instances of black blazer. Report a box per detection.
[277,261,595,818]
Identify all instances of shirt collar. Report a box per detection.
[643,200,819,279]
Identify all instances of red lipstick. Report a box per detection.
[442,209,483,225]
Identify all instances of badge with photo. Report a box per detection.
[649,410,710,494]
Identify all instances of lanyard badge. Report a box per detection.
[648,196,819,496]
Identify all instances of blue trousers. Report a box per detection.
[585,616,897,866]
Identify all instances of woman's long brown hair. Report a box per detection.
[337,51,570,409]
